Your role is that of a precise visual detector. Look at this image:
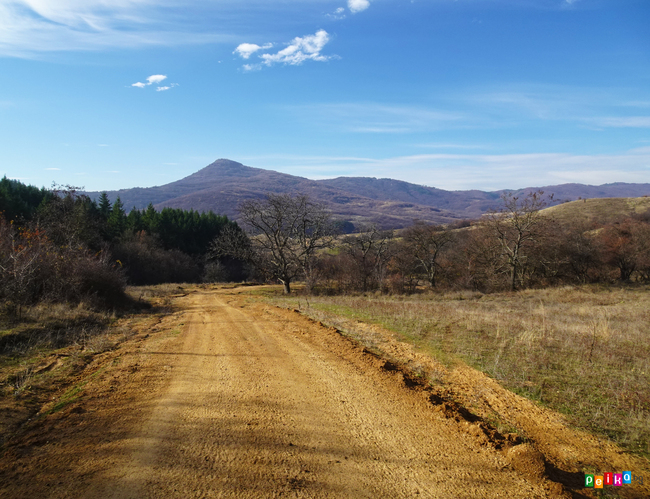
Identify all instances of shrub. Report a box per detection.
[112,231,201,285]
[0,215,128,313]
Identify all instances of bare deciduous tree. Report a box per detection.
[217,194,334,294]
[483,191,551,291]
[343,225,393,292]
[402,222,454,288]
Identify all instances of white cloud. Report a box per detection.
[147,74,166,85]
[234,42,272,59]
[45,167,61,171]
[132,74,177,91]
[132,74,166,87]
[260,30,333,66]
[348,0,370,14]
[237,30,335,70]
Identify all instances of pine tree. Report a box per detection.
[126,207,143,232]
[107,196,126,239]
[98,192,112,219]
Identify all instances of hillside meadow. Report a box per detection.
[267,284,650,459]
[542,196,650,226]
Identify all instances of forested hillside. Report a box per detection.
[0,178,242,313]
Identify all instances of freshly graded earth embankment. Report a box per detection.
[0,287,647,498]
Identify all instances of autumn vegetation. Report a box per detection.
[212,190,650,295]
[4,176,649,308]
[0,176,241,317]
[2,176,649,459]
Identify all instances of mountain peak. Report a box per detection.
[206,158,246,169]
[183,159,261,183]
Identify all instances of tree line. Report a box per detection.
[3,175,650,313]
[0,177,241,313]
[212,191,650,294]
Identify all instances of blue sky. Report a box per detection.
[1,0,649,191]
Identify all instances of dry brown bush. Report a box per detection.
[0,216,129,314]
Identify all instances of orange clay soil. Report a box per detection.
[0,286,647,498]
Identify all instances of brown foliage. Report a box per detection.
[0,216,127,313]
[113,231,200,285]
[598,219,650,281]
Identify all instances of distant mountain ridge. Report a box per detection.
[88,159,650,230]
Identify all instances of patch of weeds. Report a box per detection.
[48,379,88,414]
[46,365,108,415]
[483,412,524,440]
[10,365,34,396]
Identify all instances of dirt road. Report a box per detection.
[2,288,557,497]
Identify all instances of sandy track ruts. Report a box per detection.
[1,289,549,498]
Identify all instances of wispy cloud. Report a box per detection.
[45,168,61,171]
[348,0,370,14]
[588,116,650,128]
[415,143,488,150]
[327,7,346,20]
[0,0,232,57]
[286,102,466,133]
[463,84,650,129]
[246,150,650,191]
[156,84,179,91]
[237,30,335,71]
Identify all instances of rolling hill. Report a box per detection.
[88,159,650,230]
[540,196,650,226]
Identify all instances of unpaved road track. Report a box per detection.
[2,288,554,498]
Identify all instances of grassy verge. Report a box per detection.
[0,285,178,446]
[268,285,650,459]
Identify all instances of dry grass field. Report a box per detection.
[269,284,650,459]
[542,196,650,226]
